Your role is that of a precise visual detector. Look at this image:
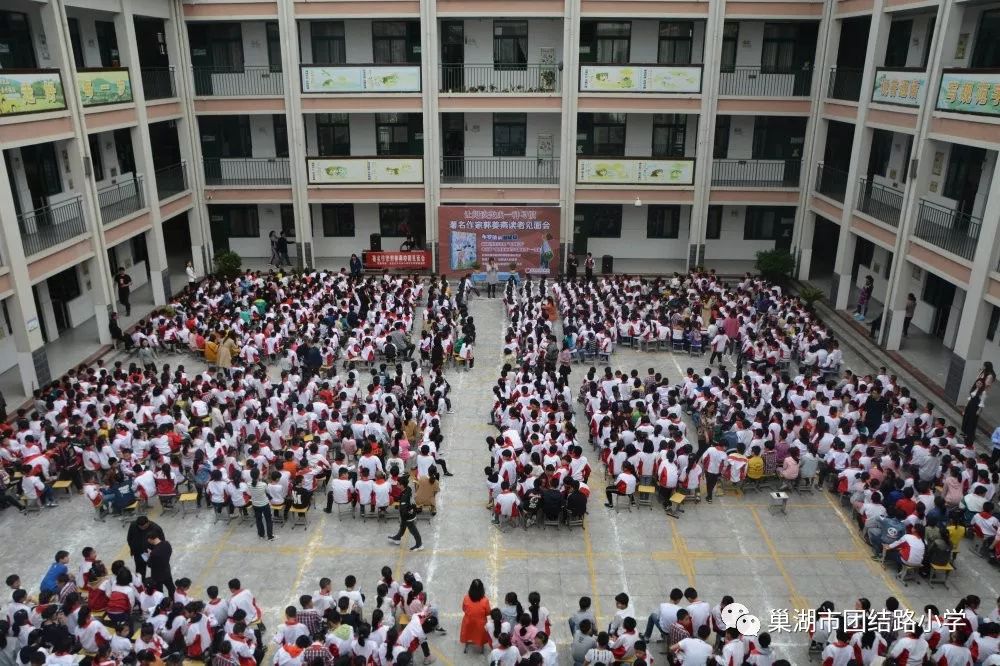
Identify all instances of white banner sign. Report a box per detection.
[307,158,423,184]
[301,66,421,93]
[579,65,701,93]
[577,158,695,185]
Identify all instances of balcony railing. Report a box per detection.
[915,199,981,261]
[17,197,88,257]
[155,162,188,200]
[439,63,560,93]
[98,176,145,225]
[440,157,559,184]
[856,177,903,227]
[204,158,291,186]
[141,67,176,100]
[717,66,813,97]
[827,67,863,101]
[815,163,849,202]
[191,66,284,96]
[711,159,801,187]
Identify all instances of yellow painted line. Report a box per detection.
[581,523,605,625]
[669,521,697,585]
[191,521,238,597]
[821,490,914,609]
[749,508,810,610]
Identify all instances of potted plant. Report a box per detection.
[798,284,825,310]
[213,250,243,279]
[539,68,556,92]
[754,249,795,285]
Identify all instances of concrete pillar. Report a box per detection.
[117,5,169,304]
[796,212,817,280]
[277,0,311,269]
[34,282,60,343]
[88,256,112,345]
[560,0,581,266]
[0,146,50,394]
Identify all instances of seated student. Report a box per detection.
[20,464,57,508]
[746,447,765,486]
[604,462,638,508]
[493,482,521,525]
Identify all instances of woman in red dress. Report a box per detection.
[460,579,492,653]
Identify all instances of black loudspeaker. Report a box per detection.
[601,254,613,275]
[370,233,382,252]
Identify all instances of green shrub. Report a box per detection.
[755,249,795,284]
[798,284,825,308]
[213,250,242,279]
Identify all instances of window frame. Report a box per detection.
[280,203,295,238]
[266,22,282,72]
[646,205,681,239]
[493,20,528,69]
[590,113,627,157]
[89,135,105,182]
[310,21,346,65]
[316,113,350,157]
[744,206,795,240]
[578,204,623,238]
[706,205,723,239]
[652,114,687,158]
[657,21,694,65]
[379,203,423,237]
[713,115,730,159]
[321,203,356,237]
[720,22,738,73]
[372,21,420,64]
[273,115,289,158]
[761,23,797,74]
[208,23,244,71]
[593,21,631,64]
[493,113,527,157]
[226,205,260,238]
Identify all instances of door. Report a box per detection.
[95,21,120,67]
[209,209,230,252]
[0,11,37,69]
[573,211,588,256]
[19,143,61,217]
[114,129,136,177]
[45,269,81,334]
[943,146,986,223]
[792,22,818,95]
[862,131,893,206]
[441,113,464,182]
[188,24,213,95]
[198,117,223,181]
[922,273,956,339]
[134,18,168,67]
[441,21,464,92]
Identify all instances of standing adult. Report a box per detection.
[185,261,198,291]
[485,258,499,299]
[460,579,491,653]
[854,275,874,321]
[903,293,916,337]
[115,267,133,317]
[277,232,291,267]
[248,468,274,541]
[268,231,281,268]
[566,254,578,280]
[146,532,174,599]
[963,380,986,445]
[584,253,595,281]
[386,474,422,551]
[126,516,164,578]
[350,253,363,279]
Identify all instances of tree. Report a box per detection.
[213,250,242,279]
[755,249,795,284]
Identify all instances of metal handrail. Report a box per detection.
[717,65,813,97]
[141,67,176,100]
[440,156,560,184]
[439,63,560,93]
[815,163,849,202]
[203,158,291,186]
[711,159,802,187]
[16,197,88,257]
[191,65,284,96]
[856,177,903,227]
[915,199,981,261]
[155,162,188,200]
[828,67,864,101]
[97,175,145,225]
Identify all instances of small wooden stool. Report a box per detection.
[290,507,309,530]
[179,492,199,517]
[636,485,656,510]
[897,563,921,586]
[666,491,686,518]
[52,480,73,496]
[928,563,954,588]
[768,491,789,515]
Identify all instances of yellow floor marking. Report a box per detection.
[750,508,811,610]
[581,523,605,625]
[669,521,698,585]
[191,521,238,597]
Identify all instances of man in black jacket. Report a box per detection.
[147,532,174,599]
[386,475,422,552]
[126,516,164,577]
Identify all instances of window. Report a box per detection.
[494,21,528,68]
[373,21,420,64]
[761,23,797,73]
[266,22,282,72]
[68,17,84,69]
[94,21,119,68]
[226,205,260,237]
[721,22,738,73]
[752,116,807,159]
[744,206,795,240]
[316,114,350,156]
[321,204,356,237]
[376,113,420,155]
[89,135,105,182]
[581,22,631,64]
[380,203,423,237]
[199,116,252,158]
[493,113,527,156]
[652,114,687,158]
[0,11,37,69]
[706,205,722,239]
[577,205,622,237]
[579,113,626,156]
[206,24,243,70]
[713,115,730,159]
[989,305,1000,342]
[311,22,345,65]
[658,22,693,65]
[972,10,1000,68]
[647,206,681,238]
[883,20,912,68]
[280,204,295,237]
[943,145,986,201]
[273,115,288,158]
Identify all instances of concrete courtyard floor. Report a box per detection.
[2,293,1000,665]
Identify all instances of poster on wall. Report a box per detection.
[871,69,926,107]
[78,69,133,106]
[362,250,432,270]
[438,206,560,276]
[301,66,421,93]
[579,65,701,93]
[936,71,1000,116]
[0,70,66,116]
[306,157,423,184]
[577,158,695,185]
